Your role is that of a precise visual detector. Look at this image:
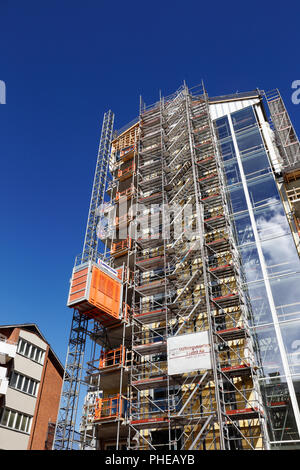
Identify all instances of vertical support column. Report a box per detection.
[53,310,88,450]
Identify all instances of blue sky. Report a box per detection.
[0,0,300,363]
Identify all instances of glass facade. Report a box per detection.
[214,105,300,448]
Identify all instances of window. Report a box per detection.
[240,244,263,283]
[247,281,273,327]
[231,107,257,133]
[215,116,231,139]
[254,203,290,241]
[17,339,25,355]
[0,408,32,434]
[219,139,236,161]
[30,346,37,360]
[236,128,264,155]
[241,149,271,179]
[259,376,299,442]
[9,371,39,396]
[229,184,248,213]
[253,324,285,376]
[224,160,241,186]
[151,387,181,413]
[280,322,300,375]
[17,338,45,365]
[8,411,16,428]
[105,443,127,450]
[248,174,280,208]
[232,212,255,246]
[9,372,17,388]
[262,235,300,276]
[270,274,300,323]
[1,409,9,427]
[24,342,31,357]
[16,374,23,389]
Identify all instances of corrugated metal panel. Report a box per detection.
[209,98,260,120]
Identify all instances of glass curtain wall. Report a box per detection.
[214,105,300,449]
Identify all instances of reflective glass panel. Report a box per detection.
[252,324,284,376]
[254,203,290,241]
[241,149,271,179]
[247,281,273,326]
[8,411,16,428]
[248,174,280,208]
[224,160,241,185]
[229,184,248,213]
[236,128,264,155]
[240,244,263,283]
[262,235,300,276]
[20,415,27,432]
[259,375,300,443]
[232,213,255,245]
[1,409,9,426]
[219,139,236,161]
[274,275,300,322]
[231,107,257,133]
[10,372,17,388]
[281,321,300,375]
[215,116,231,139]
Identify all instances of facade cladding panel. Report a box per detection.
[213,104,300,446]
[5,387,36,416]
[0,427,30,450]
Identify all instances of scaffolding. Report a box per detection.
[265,90,300,255]
[53,110,115,450]
[55,85,270,451]
[126,85,267,450]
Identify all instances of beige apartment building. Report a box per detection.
[0,323,64,450]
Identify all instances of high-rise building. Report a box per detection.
[53,84,300,451]
[0,324,64,450]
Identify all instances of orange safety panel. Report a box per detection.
[89,266,121,319]
[68,267,88,303]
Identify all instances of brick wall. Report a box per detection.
[0,327,20,344]
[28,350,63,450]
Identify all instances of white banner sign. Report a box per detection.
[167,331,211,375]
[97,259,118,278]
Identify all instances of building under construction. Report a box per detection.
[53,83,300,451]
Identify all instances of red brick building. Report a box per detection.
[0,324,64,450]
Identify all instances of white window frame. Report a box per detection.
[10,371,39,397]
[0,408,32,434]
[17,338,45,365]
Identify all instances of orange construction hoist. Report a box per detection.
[67,259,129,327]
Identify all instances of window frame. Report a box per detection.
[17,338,45,365]
[0,408,32,434]
[10,371,39,397]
